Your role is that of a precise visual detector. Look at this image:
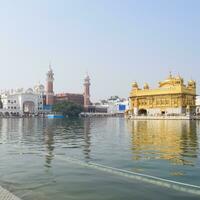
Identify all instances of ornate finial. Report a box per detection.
[85,70,90,80]
[49,61,52,71]
[169,71,172,78]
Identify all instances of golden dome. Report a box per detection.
[159,74,184,88]
[132,82,138,88]
[159,79,174,88]
[143,83,149,90]
[188,80,195,84]
[188,80,196,88]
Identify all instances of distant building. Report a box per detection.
[128,73,196,116]
[55,93,84,105]
[44,66,91,109]
[107,96,129,114]
[0,65,92,116]
[0,84,44,116]
[91,96,129,114]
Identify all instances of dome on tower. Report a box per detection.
[46,64,54,82]
[84,73,91,87]
[188,80,196,88]
[188,80,195,84]
[143,83,149,90]
[132,82,138,88]
[84,73,90,81]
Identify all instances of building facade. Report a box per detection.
[129,74,196,116]
[0,84,44,116]
[89,96,129,114]
[55,93,84,105]
[0,65,92,116]
[106,96,129,114]
[45,67,91,108]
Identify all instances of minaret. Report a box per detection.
[83,73,91,107]
[46,65,54,105]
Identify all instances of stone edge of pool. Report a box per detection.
[0,186,21,200]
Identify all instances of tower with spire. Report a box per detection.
[83,73,91,107]
[46,65,54,105]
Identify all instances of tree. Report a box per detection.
[52,101,83,117]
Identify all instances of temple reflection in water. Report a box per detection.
[127,120,199,165]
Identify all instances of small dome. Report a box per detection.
[26,88,33,94]
[39,84,44,90]
[143,83,149,90]
[188,80,196,87]
[188,80,195,84]
[132,82,138,88]
[84,74,90,81]
[34,83,45,94]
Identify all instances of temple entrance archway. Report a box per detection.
[138,109,147,116]
[4,112,9,117]
[23,101,35,114]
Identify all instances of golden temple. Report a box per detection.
[128,73,196,116]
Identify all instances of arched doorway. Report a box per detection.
[138,109,147,116]
[23,101,35,115]
[4,112,9,117]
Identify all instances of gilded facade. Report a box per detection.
[129,74,196,116]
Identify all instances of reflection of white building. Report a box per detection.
[0,83,45,116]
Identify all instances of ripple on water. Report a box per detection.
[0,118,200,199]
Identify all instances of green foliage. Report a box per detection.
[52,101,83,117]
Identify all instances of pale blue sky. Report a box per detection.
[0,0,199,101]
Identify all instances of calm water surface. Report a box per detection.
[0,118,200,200]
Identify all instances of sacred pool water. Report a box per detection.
[0,118,200,200]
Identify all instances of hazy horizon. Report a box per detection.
[0,0,200,102]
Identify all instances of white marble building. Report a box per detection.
[0,83,45,116]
